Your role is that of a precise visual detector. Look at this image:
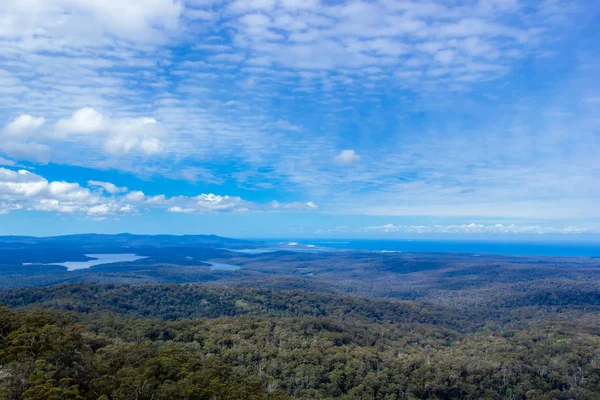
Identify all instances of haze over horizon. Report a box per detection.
[1,0,599,238]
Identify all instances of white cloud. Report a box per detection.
[0,115,49,162]
[104,117,166,155]
[56,108,165,155]
[162,194,319,213]
[3,114,45,136]
[0,168,132,217]
[333,149,360,164]
[0,0,183,46]
[56,107,107,135]
[306,201,318,209]
[167,194,250,213]
[357,223,589,235]
[0,167,319,217]
[167,206,195,213]
[124,190,146,203]
[88,180,128,194]
[1,108,167,159]
[270,200,319,210]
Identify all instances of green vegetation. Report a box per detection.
[0,284,472,329]
[2,284,600,399]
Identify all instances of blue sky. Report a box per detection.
[0,0,599,239]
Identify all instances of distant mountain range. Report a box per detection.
[0,233,259,248]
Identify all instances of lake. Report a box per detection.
[25,254,147,271]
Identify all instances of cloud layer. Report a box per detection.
[357,223,589,235]
[0,0,598,230]
[0,167,317,217]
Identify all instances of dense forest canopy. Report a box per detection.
[2,283,600,400]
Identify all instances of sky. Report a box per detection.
[0,0,599,239]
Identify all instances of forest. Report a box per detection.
[2,283,600,400]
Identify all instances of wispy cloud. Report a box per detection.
[0,0,598,229]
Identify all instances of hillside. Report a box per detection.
[2,283,600,399]
[0,283,472,329]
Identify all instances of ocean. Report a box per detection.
[283,239,600,257]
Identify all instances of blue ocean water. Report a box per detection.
[283,240,600,257]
